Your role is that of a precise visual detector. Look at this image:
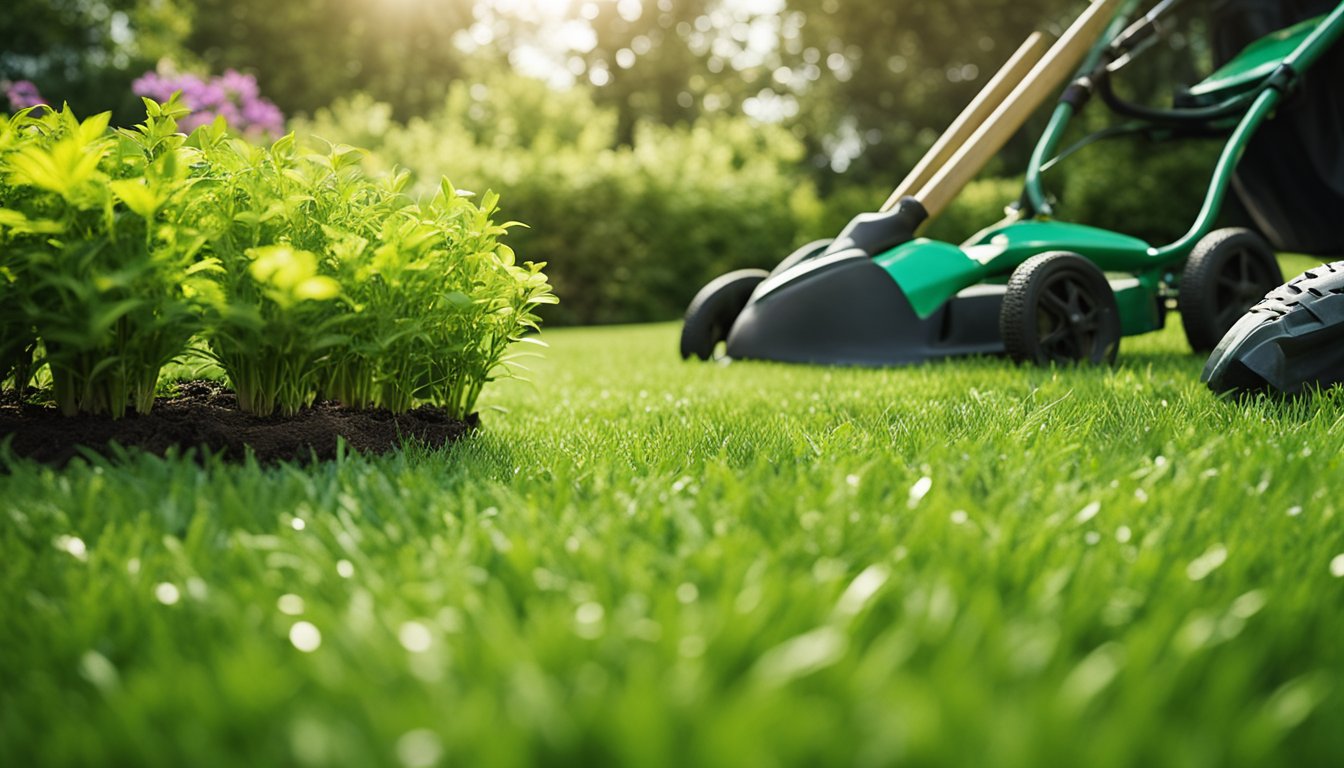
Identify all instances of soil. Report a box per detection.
[0,380,477,466]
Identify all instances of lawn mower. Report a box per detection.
[681,0,1344,368]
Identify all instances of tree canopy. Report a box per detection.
[3,0,1217,184]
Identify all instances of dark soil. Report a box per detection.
[0,380,477,466]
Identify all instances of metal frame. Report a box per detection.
[1025,0,1344,261]
[710,1,1344,368]
[880,0,1344,333]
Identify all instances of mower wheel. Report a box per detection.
[1178,228,1281,353]
[1000,251,1120,366]
[770,239,833,277]
[680,269,769,360]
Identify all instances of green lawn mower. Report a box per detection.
[681,0,1344,368]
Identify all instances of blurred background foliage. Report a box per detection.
[2,0,1241,324]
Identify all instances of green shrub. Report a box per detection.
[0,99,553,421]
[183,128,555,419]
[296,77,824,326]
[1052,133,1224,244]
[0,98,211,416]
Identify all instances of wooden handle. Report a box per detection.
[915,0,1125,221]
[882,31,1051,212]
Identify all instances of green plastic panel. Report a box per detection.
[873,223,1165,331]
[966,221,1154,272]
[872,239,989,319]
[1111,272,1165,336]
[1187,16,1321,100]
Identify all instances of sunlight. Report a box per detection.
[456,0,599,87]
[450,0,786,89]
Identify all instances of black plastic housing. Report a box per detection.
[822,197,929,258]
[724,250,1004,366]
[1203,261,1344,394]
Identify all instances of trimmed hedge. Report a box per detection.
[297,78,830,326]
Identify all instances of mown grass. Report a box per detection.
[4,270,1344,767]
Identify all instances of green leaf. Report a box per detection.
[76,112,112,146]
[294,276,341,302]
[0,208,64,235]
[185,257,225,275]
[89,298,148,336]
[270,132,297,158]
[7,146,69,196]
[109,179,161,219]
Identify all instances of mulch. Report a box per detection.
[0,380,477,466]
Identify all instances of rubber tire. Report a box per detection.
[680,269,769,360]
[1178,227,1282,353]
[769,239,833,277]
[1000,251,1121,366]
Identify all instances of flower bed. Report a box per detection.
[0,97,553,461]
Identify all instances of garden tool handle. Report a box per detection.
[882,31,1051,212]
[915,0,1127,222]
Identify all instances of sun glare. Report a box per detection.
[453,0,785,89]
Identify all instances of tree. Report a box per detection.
[0,0,190,121]
[185,0,484,119]
[774,0,1077,187]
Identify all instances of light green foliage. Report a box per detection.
[181,130,386,417]
[2,314,1343,765]
[295,75,825,326]
[0,97,211,417]
[0,99,554,420]
[187,129,554,418]
[0,112,42,392]
[321,182,554,417]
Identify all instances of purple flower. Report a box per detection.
[5,80,48,111]
[131,69,286,139]
[218,69,260,102]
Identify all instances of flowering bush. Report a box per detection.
[132,69,285,139]
[4,80,47,111]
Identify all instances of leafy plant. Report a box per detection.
[322,181,556,417]
[188,125,555,419]
[0,108,44,391]
[1,96,553,423]
[181,131,352,417]
[0,96,211,416]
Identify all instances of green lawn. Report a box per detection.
[4,299,1344,766]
